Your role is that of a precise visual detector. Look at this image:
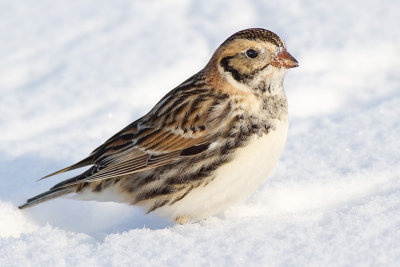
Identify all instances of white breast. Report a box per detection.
[154,117,289,220]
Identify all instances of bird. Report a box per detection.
[19,28,298,224]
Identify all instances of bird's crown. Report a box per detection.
[222,28,285,48]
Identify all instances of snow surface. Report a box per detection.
[1,0,400,266]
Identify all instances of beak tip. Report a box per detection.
[272,49,299,69]
[288,54,299,68]
[282,58,299,69]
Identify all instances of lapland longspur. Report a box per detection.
[20,28,298,224]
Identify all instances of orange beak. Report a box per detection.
[271,48,299,69]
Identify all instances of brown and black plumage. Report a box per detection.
[20,28,298,224]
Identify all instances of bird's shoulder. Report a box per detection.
[89,72,233,161]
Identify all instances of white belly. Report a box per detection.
[154,117,289,220]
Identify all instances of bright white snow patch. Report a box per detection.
[0,202,38,238]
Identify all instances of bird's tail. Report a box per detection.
[18,187,73,209]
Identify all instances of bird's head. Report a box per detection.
[208,28,298,95]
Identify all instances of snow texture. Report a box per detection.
[1,0,400,266]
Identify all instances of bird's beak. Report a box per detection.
[271,48,299,69]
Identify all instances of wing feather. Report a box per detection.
[51,129,207,188]
[43,82,230,188]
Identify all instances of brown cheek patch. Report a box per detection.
[229,56,254,74]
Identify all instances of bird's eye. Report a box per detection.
[246,49,258,58]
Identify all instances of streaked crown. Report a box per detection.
[221,28,285,48]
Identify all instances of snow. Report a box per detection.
[1,0,400,266]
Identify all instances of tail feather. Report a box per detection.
[21,155,95,209]
[18,187,73,209]
[37,155,94,181]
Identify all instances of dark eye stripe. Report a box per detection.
[220,56,249,82]
[220,55,271,83]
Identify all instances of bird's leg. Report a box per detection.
[175,216,190,224]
